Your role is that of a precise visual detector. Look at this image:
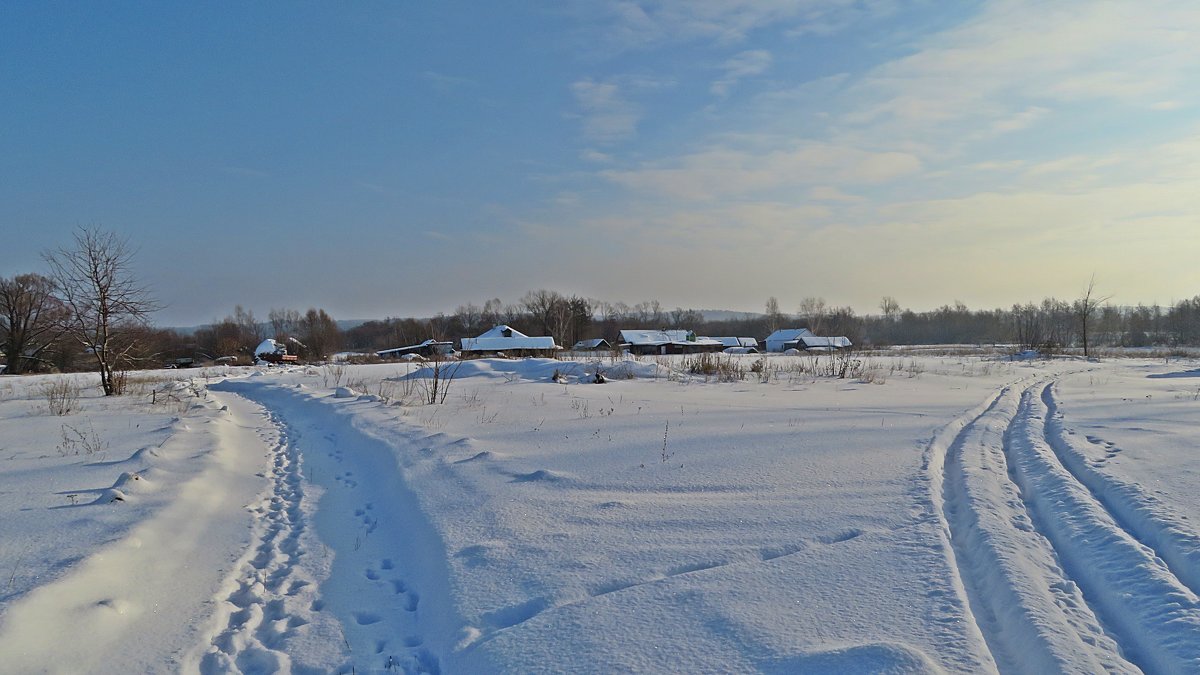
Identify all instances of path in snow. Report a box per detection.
[197,381,453,675]
[933,377,1200,674]
[194,406,326,674]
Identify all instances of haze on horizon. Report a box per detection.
[3,1,1198,327]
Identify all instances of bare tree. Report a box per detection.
[43,227,158,394]
[268,307,301,341]
[480,297,504,327]
[232,305,263,344]
[455,302,484,336]
[1074,275,1111,358]
[879,296,900,321]
[0,273,68,374]
[765,296,784,334]
[798,296,827,334]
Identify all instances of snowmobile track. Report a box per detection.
[934,377,1200,675]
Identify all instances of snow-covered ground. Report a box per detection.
[2,353,1199,673]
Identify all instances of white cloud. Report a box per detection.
[570,79,641,143]
[603,141,921,200]
[991,106,1049,134]
[841,0,1200,146]
[583,0,897,49]
[580,148,614,163]
[711,49,772,97]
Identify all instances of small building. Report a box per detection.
[619,329,725,355]
[710,337,760,352]
[570,338,612,352]
[377,339,455,360]
[460,325,560,356]
[765,328,815,353]
[795,335,853,351]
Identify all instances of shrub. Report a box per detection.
[40,378,80,416]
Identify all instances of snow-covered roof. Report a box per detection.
[476,325,529,339]
[571,339,610,350]
[710,337,759,348]
[254,338,284,356]
[765,328,814,343]
[461,326,558,352]
[798,336,853,348]
[376,339,454,356]
[461,336,558,352]
[619,329,721,346]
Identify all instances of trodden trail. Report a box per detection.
[190,381,461,675]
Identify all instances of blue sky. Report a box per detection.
[3,1,1198,326]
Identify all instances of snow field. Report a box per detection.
[3,354,1200,673]
[0,370,271,672]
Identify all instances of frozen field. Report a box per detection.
[1,353,1199,674]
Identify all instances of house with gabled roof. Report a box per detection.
[795,335,853,351]
[619,329,725,355]
[765,328,814,353]
[710,337,761,352]
[570,338,612,352]
[765,328,852,352]
[460,325,559,356]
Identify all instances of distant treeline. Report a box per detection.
[337,293,1200,354]
[7,280,1200,374]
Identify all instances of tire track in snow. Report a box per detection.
[1041,383,1200,597]
[198,408,319,674]
[1004,382,1200,673]
[934,381,1136,674]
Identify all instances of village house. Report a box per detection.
[460,325,559,357]
[765,328,852,352]
[569,338,612,352]
[710,337,761,353]
[619,329,725,355]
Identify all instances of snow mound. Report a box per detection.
[112,472,150,492]
[509,469,570,483]
[334,387,360,399]
[762,642,941,674]
[94,488,128,505]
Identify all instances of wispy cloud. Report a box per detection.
[839,0,1200,148]
[602,141,921,200]
[570,78,641,143]
[711,49,772,97]
[580,148,614,163]
[583,0,896,49]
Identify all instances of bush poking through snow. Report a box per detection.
[418,358,461,405]
[40,378,80,416]
[684,353,745,382]
[57,422,107,457]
